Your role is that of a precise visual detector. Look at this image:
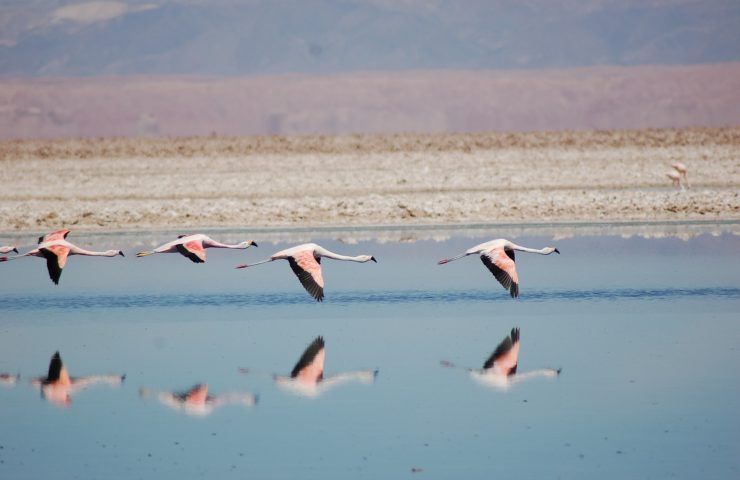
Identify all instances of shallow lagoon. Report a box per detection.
[1,227,739,479]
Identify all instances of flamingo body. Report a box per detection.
[438,238,558,298]
[146,383,258,416]
[236,243,376,302]
[1,230,124,284]
[136,234,256,263]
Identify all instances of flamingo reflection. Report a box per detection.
[442,328,560,391]
[273,336,378,398]
[1,372,20,387]
[31,351,125,406]
[140,383,258,416]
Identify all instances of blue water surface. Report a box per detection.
[0,230,738,479]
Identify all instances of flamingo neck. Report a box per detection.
[509,243,549,255]
[320,252,365,262]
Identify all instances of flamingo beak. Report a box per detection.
[13,247,18,253]
[251,241,258,247]
[371,256,377,263]
[118,251,125,257]
[554,248,560,254]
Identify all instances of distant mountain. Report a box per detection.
[1,64,738,139]
[1,0,738,76]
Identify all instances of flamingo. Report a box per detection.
[441,327,560,391]
[272,336,378,398]
[0,245,18,254]
[140,383,258,416]
[31,351,125,407]
[0,229,124,285]
[667,170,683,190]
[136,234,257,263]
[235,243,376,301]
[437,239,558,298]
[672,162,690,189]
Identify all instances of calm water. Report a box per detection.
[0,230,739,479]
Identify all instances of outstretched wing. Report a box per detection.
[483,327,520,375]
[291,336,325,381]
[176,240,206,263]
[40,245,70,285]
[39,229,70,244]
[288,251,325,301]
[481,247,519,298]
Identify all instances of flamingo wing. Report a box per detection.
[176,240,206,263]
[39,229,71,244]
[288,251,325,301]
[291,336,325,381]
[481,247,519,298]
[40,245,70,285]
[483,327,520,376]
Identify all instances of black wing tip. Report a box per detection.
[290,336,326,378]
[510,327,520,344]
[510,283,519,298]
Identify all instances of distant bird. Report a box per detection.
[31,351,125,407]
[667,170,683,190]
[136,234,257,263]
[235,243,376,301]
[0,245,18,254]
[438,239,559,298]
[0,229,124,284]
[671,162,690,189]
[441,327,560,391]
[272,336,378,398]
[140,383,257,416]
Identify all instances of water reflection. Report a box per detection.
[31,351,125,407]
[443,328,560,391]
[273,336,378,398]
[140,383,258,416]
[0,372,20,387]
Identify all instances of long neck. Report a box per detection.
[316,248,365,262]
[203,239,244,249]
[69,246,117,256]
[509,243,549,255]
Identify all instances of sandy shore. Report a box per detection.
[0,128,738,233]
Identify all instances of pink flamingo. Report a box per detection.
[31,351,125,407]
[0,229,124,284]
[0,245,18,254]
[140,383,258,416]
[235,243,376,301]
[672,162,690,189]
[667,170,683,190]
[442,328,560,391]
[438,239,558,298]
[272,336,378,398]
[136,234,257,263]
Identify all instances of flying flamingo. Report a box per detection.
[438,239,559,298]
[235,243,376,301]
[136,234,257,263]
[271,336,378,398]
[441,327,560,391]
[0,245,18,254]
[140,383,258,416]
[671,162,690,189]
[667,170,683,190]
[31,351,125,407]
[0,229,124,284]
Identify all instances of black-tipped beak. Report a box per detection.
[554,248,560,254]
[371,256,377,263]
[13,247,18,253]
[119,251,125,257]
[251,241,258,247]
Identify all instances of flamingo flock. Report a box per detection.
[3,229,559,300]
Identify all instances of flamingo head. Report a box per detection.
[106,250,125,257]
[240,240,258,248]
[358,255,377,263]
[12,247,18,253]
[544,247,560,255]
